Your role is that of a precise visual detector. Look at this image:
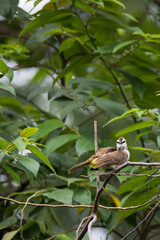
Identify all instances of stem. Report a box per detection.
[76,161,160,239]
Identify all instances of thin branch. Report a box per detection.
[0,193,159,211]
[87,121,99,240]
[76,217,89,239]
[100,58,146,148]
[78,110,104,127]
[121,198,160,240]
[76,161,160,239]
[16,92,52,119]
[127,161,160,167]
[94,120,98,153]
[146,167,160,200]
[94,120,99,191]
[88,214,97,240]
[20,191,39,240]
[81,173,160,178]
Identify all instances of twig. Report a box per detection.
[76,217,89,239]
[146,167,160,200]
[20,192,39,240]
[16,92,52,119]
[94,120,98,154]
[121,198,160,240]
[81,173,160,178]
[94,120,99,191]
[81,121,99,240]
[76,161,160,239]
[88,214,97,240]
[78,110,104,128]
[0,193,159,211]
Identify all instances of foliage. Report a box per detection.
[0,0,160,239]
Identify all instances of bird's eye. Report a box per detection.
[117,140,126,144]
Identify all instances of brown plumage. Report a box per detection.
[68,137,130,173]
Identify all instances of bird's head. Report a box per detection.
[116,137,127,150]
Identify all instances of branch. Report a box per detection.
[76,161,160,239]
[20,192,39,240]
[78,110,104,128]
[1,161,160,240]
[82,172,160,178]
[16,92,52,119]
[87,121,99,240]
[0,193,159,211]
[121,198,160,240]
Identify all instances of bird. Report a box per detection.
[68,137,130,173]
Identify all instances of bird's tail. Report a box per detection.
[68,161,90,173]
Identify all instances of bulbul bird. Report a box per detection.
[68,137,130,173]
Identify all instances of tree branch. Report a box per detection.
[76,161,160,239]
[0,193,159,211]
[121,198,160,240]
[1,161,160,240]
[20,192,39,240]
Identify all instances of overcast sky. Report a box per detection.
[18,0,50,13]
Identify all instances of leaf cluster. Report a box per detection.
[0,0,160,239]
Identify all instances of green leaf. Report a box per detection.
[116,121,155,137]
[43,188,73,204]
[50,99,83,119]
[45,134,81,156]
[106,0,125,10]
[27,144,56,173]
[74,0,94,12]
[2,163,20,182]
[6,68,14,82]
[68,77,112,92]
[34,119,65,141]
[103,114,134,127]
[68,177,88,186]
[157,135,160,149]
[118,176,148,195]
[103,108,140,126]
[112,189,156,230]
[0,137,9,150]
[20,127,39,138]
[27,86,51,100]
[0,59,14,82]
[122,12,139,22]
[134,131,151,144]
[54,235,72,240]
[133,82,160,108]
[2,230,19,240]
[19,9,72,36]
[94,97,127,115]
[0,58,8,75]
[73,187,91,205]
[115,68,145,99]
[53,55,93,84]
[0,216,17,230]
[13,136,27,153]
[131,146,160,155]
[0,82,15,96]
[0,97,22,112]
[59,38,76,53]
[76,138,94,157]
[88,0,104,7]
[17,155,40,177]
[0,152,5,162]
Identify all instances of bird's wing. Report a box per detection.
[95,147,116,156]
[86,147,116,163]
[92,151,126,169]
